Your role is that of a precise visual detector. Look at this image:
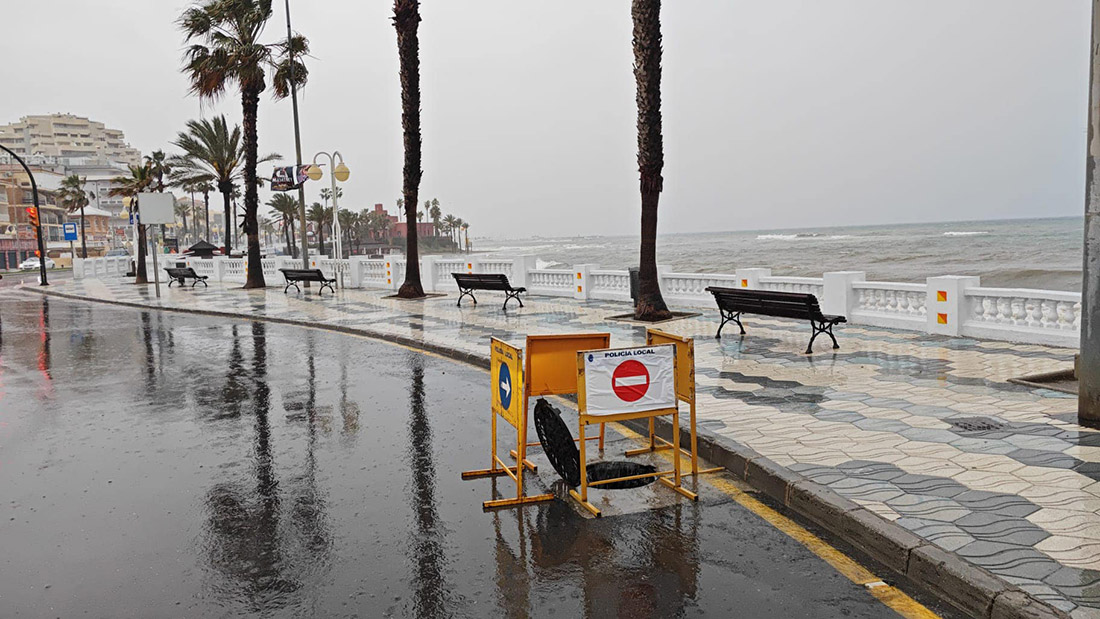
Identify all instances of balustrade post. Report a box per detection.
[734,268,771,289]
[574,264,595,301]
[927,276,980,336]
[822,271,865,317]
[349,256,366,288]
[512,255,536,290]
[72,257,84,280]
[213,256,228,282]
[421,256,439,293]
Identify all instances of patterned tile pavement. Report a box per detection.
[33,277,1100,616]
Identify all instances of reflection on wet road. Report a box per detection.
[0,292,912,617]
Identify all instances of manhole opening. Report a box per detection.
[948,417,1008,432]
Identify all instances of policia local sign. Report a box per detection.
[582,345,675,416]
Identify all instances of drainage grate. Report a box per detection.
[948,417,1008,433]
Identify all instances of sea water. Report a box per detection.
[478,217,1083,292]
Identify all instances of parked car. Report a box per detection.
[105,248,130,257]
[19,257,56,270]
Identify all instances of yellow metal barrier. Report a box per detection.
[507,333,613,468]
[625,329,722,476]
[461,338,554,509]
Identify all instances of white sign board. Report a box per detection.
[582,345,676,416]
[136,192,175,225]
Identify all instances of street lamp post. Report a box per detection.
[308,152,350,283]
[0,144,47,285]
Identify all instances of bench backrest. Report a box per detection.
[453,272,513,290]
[705,286,826,320]
[280,268,327,280]
[165,267,197,277]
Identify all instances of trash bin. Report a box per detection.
[629,266,640,307]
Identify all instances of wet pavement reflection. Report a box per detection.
[0,292,909,618]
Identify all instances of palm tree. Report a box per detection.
[395,197,403,222]
[453,217,464,246]
[461,221,469,253]
[428,198,441,236]
[338,209,357,256]
[110,164,155,283]
[441,214,456,246]
[57,174,90,258]
[307,202,331,257]
[268,193,298,257]
[175,202,191,243]
[393,0,425,298]
[180,0,308,288]
[632,0,672,321]
[169,115,280,258]
[319,186,342,209]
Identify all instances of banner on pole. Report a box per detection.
[271,165,310,191]
[581,345,675,416]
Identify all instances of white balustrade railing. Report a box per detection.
[961,287,1080,347]
[850,281,928,329]
[528,268,574,297]
[188,258,216,279]
[658,272,743,306]
[67,252,1089,348]
[476,259,514,278]
[759,276,825,298]
[222,258,246,282]
[590,269,631,302]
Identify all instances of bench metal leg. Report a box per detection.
[502,290,523,311]
[807,320,840,354]
[320,281,335,295]
[197,278,208,287]
[457,288,476,307]
[716,310,744,338]
[284,281,300,294]
[168,279,176,288]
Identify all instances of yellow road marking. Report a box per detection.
[612,422,942,619]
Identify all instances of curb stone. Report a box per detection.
[25,285,1073,619]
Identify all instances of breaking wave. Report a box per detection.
[943,231,990,237]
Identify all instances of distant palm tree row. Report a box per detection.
[119,0,671,315]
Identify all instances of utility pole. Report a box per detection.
[1082,0,1100,425]
[285,0,310,267]
[0,145,47,285]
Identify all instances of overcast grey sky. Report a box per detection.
[1,1,1091,237]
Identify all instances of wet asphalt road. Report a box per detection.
[0,293,930,618]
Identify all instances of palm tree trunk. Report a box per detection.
[285,219,294,256]
[79,205,88,258]
[221,181,233,256]
[203,190,211,241]
[241,88,265,288]
[632,0,671,321]
[394,0,425,298]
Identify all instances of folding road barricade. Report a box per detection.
[625,329,722,476]
[461,338,554,509]
[571,344,698,517]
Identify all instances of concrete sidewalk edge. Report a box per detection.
[25,285,1071,619]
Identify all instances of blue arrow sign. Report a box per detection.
[499,362,512,410]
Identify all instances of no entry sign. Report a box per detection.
[582,345,675,416]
